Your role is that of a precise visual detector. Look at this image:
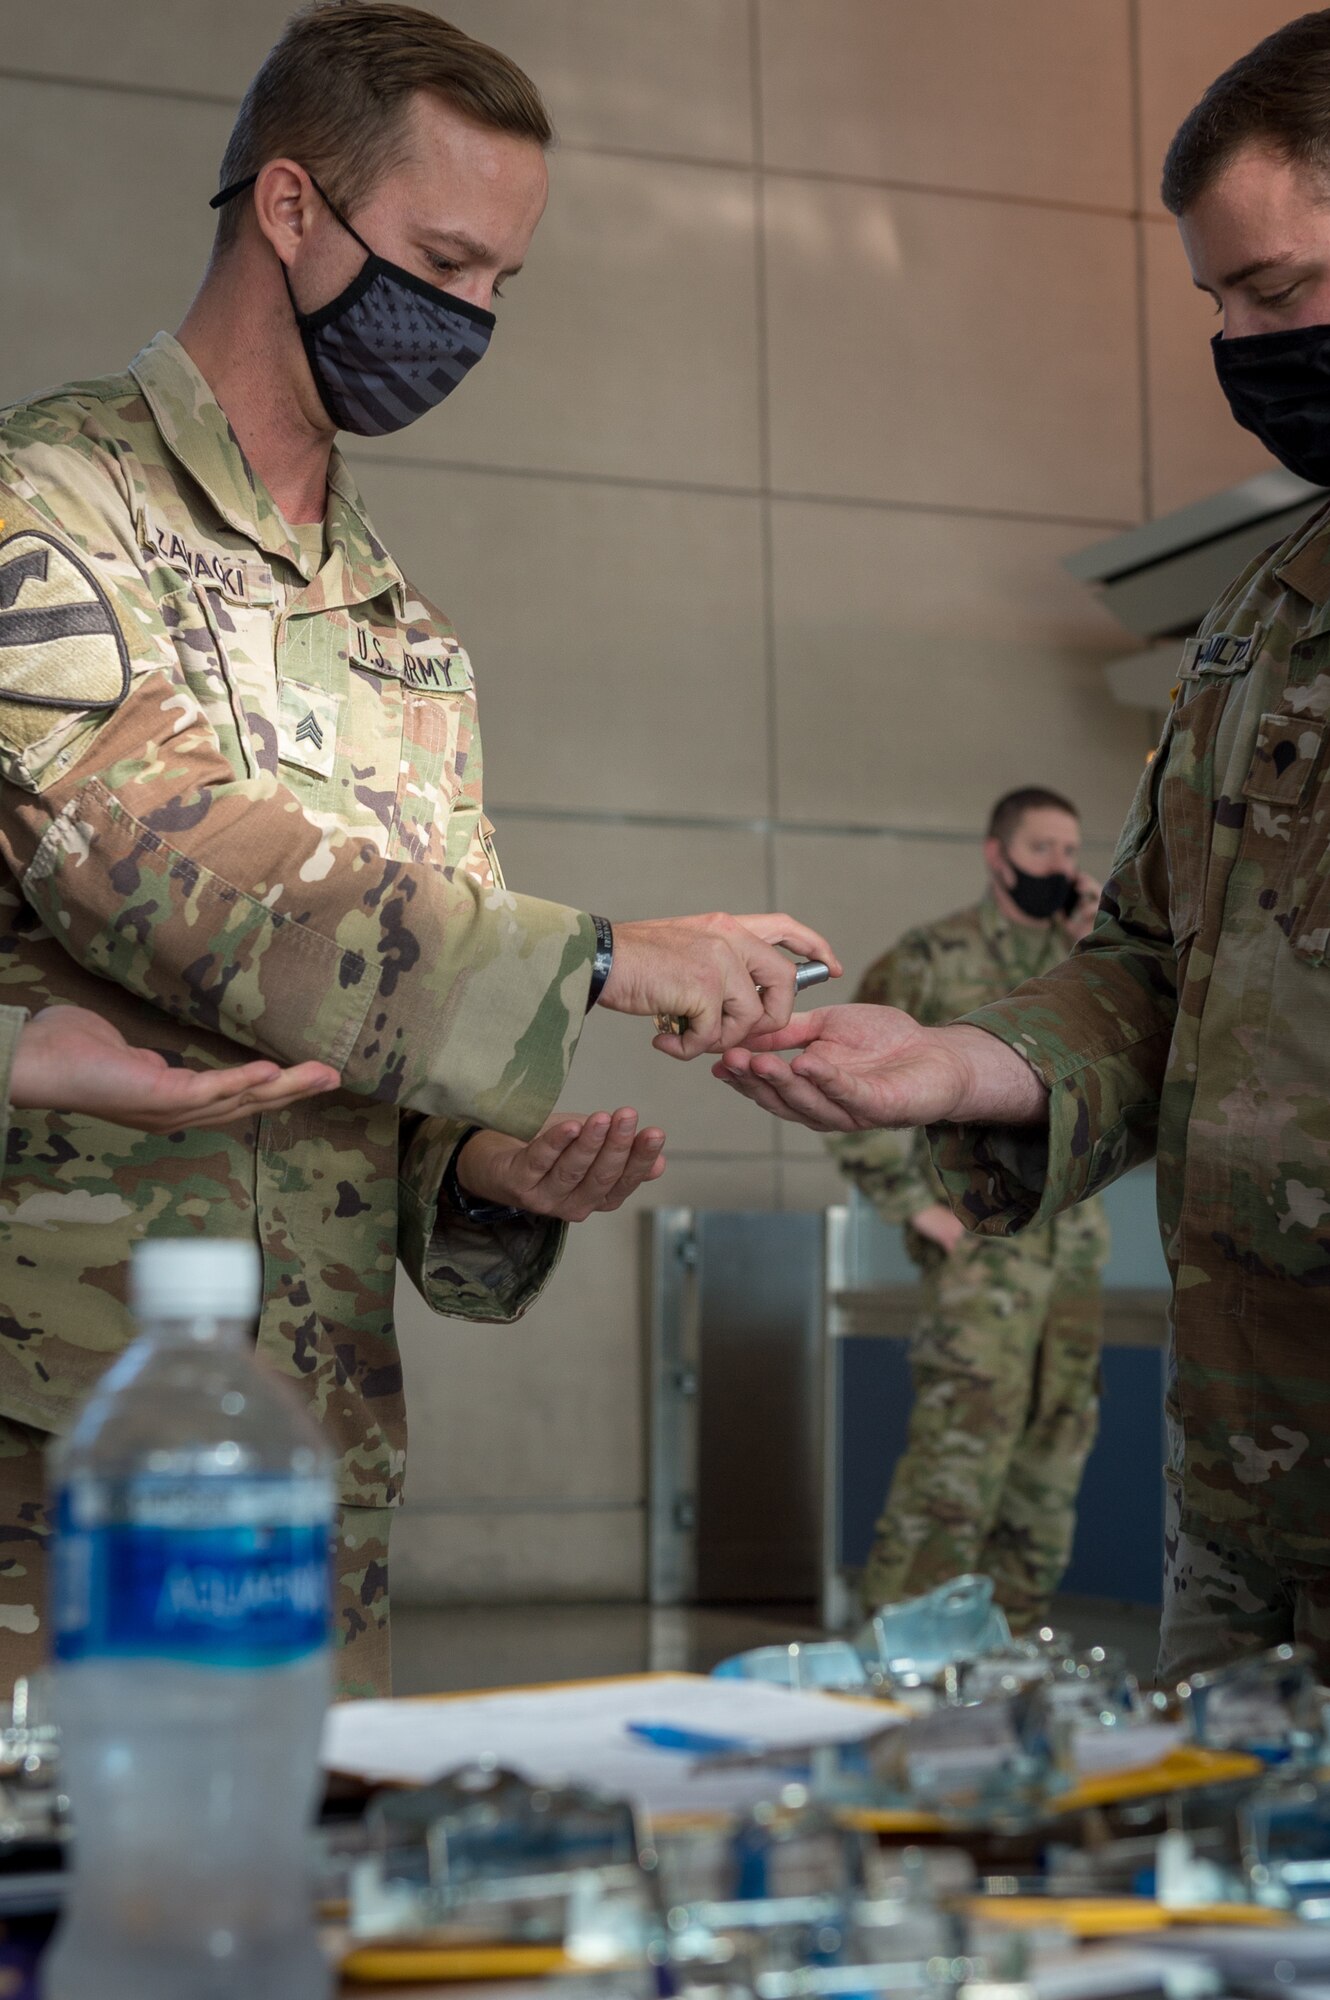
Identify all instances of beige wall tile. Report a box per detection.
[1138,2,1311,216]
[365,150,763,488]
[350,462,770,818]
[486,816,779,1156]
[2,1,285,95]
[639,1155,782,1213]
[392,1504,644,1602]
[5,0,753,159]
[396,1206,643,1509]
[780,1155,853,1210]
[764,180,1142,519]
[392,1154,779,1599]
[0,81,230,406]
[1142,218,1277,517]
[445,0,756,163]
[5,0,754,169]
[774,828,985,1002]
[770,501,1149,841]
[760,0,1133,209]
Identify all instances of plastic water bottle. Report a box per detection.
[45,1238,336,2000]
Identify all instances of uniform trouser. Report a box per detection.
[1159,1427,1330,1683]
[0,1414,392,1699]
[860,1235,1102,1629]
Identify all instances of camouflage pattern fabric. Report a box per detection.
[1161,1416,1330,1681]
[932,499,1330,1587]
[829,897,1108,1624]
[0,333,597,1513]
[861,1222,1103,1628]
[0,1008,25,1182]
[0,1416,395,1698]
[331,1502,392,1698]
[0,1415,46,1680]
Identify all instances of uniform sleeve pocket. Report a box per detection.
[1238,712,1330,962]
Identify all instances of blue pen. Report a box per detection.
[626,1720,767,1756]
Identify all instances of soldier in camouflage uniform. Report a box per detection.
[829,791,1109,1627]
[715,10,1330,1682]
[0,6,834,1696]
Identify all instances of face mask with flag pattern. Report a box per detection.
[211,170,494,437]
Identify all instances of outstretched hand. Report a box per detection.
[710,1004,977,1132]
[10,1006,340,1132]
[710,1004,1049,1135]
[455,1108,666,1222]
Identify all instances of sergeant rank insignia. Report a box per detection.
[277,677,338,778]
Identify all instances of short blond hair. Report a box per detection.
[215,2,552,249]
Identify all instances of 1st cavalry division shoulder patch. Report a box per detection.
[0,518,132,749]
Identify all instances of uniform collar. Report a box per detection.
[128,331,405,609]
[979,886,1065,960]
[979,887,1011,950]
[1272,496,1330,608]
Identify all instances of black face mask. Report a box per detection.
[1004,859,1077,922]
[1211,324,1330,488]
[210,172,494,437]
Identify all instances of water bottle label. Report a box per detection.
[53,1478,333,1668]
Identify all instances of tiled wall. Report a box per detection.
[0,0,1300,1599]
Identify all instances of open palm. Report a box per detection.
[711,1003,975,1133]
[11,1007,339,1133]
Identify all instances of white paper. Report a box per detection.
[1072,1720,1185,1779]
[321,1673,893,1816]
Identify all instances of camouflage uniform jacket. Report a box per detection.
[933,499,1330,1562]
[0,334,598,1508]
[828,895,1108,1270]
[0,1007,23,1179]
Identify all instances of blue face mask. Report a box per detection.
[210,172,495,436]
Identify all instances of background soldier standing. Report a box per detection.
[830,789,1107,1627]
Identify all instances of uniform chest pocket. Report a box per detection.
[155,585,257,777]
[1240,711,1330,961]
[393,684,477,868]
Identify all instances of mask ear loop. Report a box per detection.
[208,170,373,429]
[210,167,375,257]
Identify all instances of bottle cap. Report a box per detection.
[131,1238,262,1322]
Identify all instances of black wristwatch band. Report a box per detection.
[442,1125,525,1225]
[586,914,614,1011]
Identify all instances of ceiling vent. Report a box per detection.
[1066,471,1325,709]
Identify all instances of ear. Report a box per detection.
[983,835,1013,887]
[251,160,321,268]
